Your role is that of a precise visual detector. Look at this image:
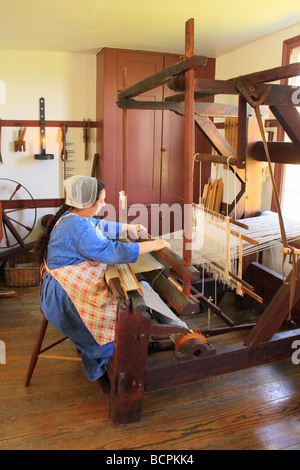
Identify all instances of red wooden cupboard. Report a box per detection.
[96,47,215,233]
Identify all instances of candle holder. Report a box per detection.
[34,97,54,160]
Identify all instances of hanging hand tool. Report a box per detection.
[61,124,75,194]
[14,127,26,151]
[83,118,90,160]
[61,124,68,162]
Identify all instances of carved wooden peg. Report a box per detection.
[14,127,26,151]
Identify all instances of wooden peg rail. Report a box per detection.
[0,120,98,128]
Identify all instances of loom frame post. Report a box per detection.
[108,292,151,426]
[182,18,195,297]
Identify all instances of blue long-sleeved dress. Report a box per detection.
[41,212,139,380]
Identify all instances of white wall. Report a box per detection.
[0,49,96,247]
[216,23,300,80]
[215,22,300,275]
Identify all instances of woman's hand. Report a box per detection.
[152,239,170,251]
[138,238,170,256]
[127,223,147,240]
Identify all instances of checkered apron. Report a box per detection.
[43,214,118,346]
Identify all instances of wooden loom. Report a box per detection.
[105,18,300,425]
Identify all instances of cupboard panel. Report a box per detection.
[116,51,164,206]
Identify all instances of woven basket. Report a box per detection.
[5,252,40,287]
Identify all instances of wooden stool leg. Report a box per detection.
[25,316,49,387]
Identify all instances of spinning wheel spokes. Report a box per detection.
[0,178,37,249]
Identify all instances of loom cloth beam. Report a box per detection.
[142,269,199,316]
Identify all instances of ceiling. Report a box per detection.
[0,0,299,58]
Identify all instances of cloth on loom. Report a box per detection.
[41,212,139,381]
[140,281,188,330]
[162,207,300,293]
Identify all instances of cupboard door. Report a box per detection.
[116,51,164,206]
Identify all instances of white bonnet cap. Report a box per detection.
[64,175,98,209]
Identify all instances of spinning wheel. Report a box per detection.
[0,178,37,249]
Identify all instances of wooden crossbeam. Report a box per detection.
[0,198,63,209]
[269,105,300,151]
[248,141,300,164]
[167,77,236,95]
[117,54,207,101]
[166,79,300,107]
[145,329,300,392]
[228,62,300,85]
[117,99,239,117]
[0,120,98,128]
[194,115,237,158]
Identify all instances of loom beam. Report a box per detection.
[154,246,200,282]
[248,141,300,164]
[165,82,300,107]
[167,62,300,100]
[142,269,199,316]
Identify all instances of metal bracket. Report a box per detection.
[34,97,54,160]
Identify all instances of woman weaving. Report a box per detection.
[35,175,170,382]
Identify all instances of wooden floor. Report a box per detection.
[0,281,300,450]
